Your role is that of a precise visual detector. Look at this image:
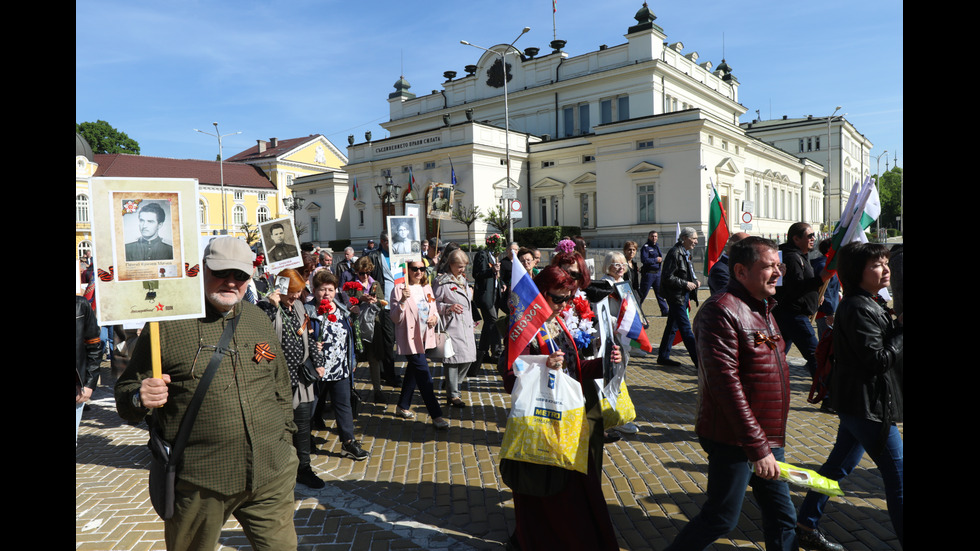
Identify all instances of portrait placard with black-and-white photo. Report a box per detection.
[259,217,303,272]
[387,215,421,267]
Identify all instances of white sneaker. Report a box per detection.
[617,422,640,434]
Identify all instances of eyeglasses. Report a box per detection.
[191,339,239,382]
[407,266,426,272]
[210,269,250,282]
[804,233,816,240]
[610,263,626,269]
[546,291,573,304]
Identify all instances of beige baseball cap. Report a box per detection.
[203,237,255,274]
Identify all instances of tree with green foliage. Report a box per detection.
[240,222,260,246]
[76,120,141,155]
[481,204,510,236]
[875,166,903,232]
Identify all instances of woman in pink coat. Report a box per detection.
[390,259,449,429]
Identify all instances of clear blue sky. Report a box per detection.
[76,0,903,171]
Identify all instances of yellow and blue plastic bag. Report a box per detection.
[597,377,636,429]
[499,355,589,474]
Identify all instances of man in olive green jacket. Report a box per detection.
[115,237,298,550]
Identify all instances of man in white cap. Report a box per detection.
[115,236,298,550]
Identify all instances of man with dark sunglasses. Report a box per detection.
[115,236,298,550]
[774,222,832,381]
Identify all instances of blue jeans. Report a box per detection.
[798,413,903,545]
[667,439,797,551]
[774,313,817,378]
[658,301,697,365]
[398,354,443,418]
[639,271,669,315]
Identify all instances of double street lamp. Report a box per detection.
[374,170,401,232]
[195,122,241,235]
[461,26,531,244]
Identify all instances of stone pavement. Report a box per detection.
[76,296,901,551]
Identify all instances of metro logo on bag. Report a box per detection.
[499,355,589,474]
[533,407,561,421]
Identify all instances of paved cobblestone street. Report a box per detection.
[77,297,901,550]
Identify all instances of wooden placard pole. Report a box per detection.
[149,321,162,379]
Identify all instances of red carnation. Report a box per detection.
[317,299,330,315]
[253,254,264,267]
[349,297,359,306]
[327,314,337,323]
[343,281,363,293]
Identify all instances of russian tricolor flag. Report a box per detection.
[616,292,653,353]
[507,250,553,367]
[392,262,406,287]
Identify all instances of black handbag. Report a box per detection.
[148,313,239,520]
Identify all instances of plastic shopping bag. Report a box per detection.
[597,377,636,429]
[776,461,844,497]
[499,355,590,474]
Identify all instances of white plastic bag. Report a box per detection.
[499,355,590,474]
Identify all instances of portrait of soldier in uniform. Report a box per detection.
[124,201,174,262]
[265,222,299,263]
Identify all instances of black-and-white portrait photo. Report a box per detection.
[123,200,175,262]
[387,215,422,266]
[259,217,302,270]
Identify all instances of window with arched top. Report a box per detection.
[76,194,90,223]
[199,199,208,227]
[78,240,93,259]
[257,206,270,223]
[233,204,246,226]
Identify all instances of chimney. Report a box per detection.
[270,137,278,148]
[256,139,266,153]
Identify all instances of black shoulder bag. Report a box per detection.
[147,313,240,520]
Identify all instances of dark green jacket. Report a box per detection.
[115,301,296,495]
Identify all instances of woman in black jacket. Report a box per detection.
[796,242,903,550]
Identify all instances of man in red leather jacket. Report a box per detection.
[666,237,797,551]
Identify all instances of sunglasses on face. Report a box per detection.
[211,269,250,282]
[547,291,573,304]
[407,266,426,272]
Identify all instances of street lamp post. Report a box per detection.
[195,122,242,235]
[461,26,530,244]
[374,170,401,233]
[872,150,888,240]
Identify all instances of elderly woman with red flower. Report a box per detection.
[432,248,477,407]
[306,270,370,461]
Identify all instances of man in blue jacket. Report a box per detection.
[638,230,669,315]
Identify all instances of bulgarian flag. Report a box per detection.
[507,249,554,366]
[826,176,880,271]
[352,175,358,201]
[409,167,417,197]
[705,180,731,275]
[616,292,653,353]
